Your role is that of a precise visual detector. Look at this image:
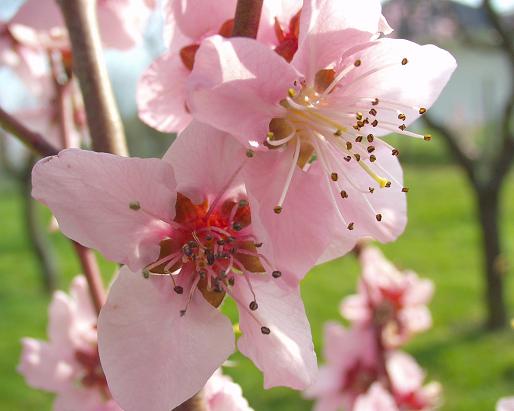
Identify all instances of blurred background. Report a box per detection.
[0,0,513,410]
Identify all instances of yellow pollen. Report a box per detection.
[273,206,283,214]
[288,88,296,97]
[267,131,274,139]
[424,134,432,141]
[358,160,389,188]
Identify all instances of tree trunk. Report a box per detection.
[477,186,507,329]
[21,158,58,292]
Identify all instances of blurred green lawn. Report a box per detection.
[1,159,514,410]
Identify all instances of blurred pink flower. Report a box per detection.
[305,323,378,411]
[17,276,121,411]
[32,122,317,411]
[204,369,254,411]
[353,383,399,411]
[498,398,514,411]
[187,0,456,260]
[387,351,441,410]
[10,0,154,51]
[341,246,434,347]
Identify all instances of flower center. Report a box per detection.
[143,192,280,330]
[342,360,377,395]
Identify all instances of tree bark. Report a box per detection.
[476,185,507,329]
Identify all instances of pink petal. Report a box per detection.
[47,291,79,351]
[163,121,248,199]
[292,0,383,81]
[204,370,254,411]
[98,266,235,411]
[163,0,236,43]
[53,388,120,411]
[497,398,514,411]
[188,35,299,146]
[137,50,192,133]
[386,351,424,395]
[97,0,152,50]
[18,338,74,392]
[403,273,434,305]
[259,0,302,46]
[353,383,399,411]
[312,394,346,411]
[32,149,177,271]
[399,306,432,334]
[332,38,457,136]
[243,149,338,278]
[232,276,317,390]
[11,0,64,33]
[339,294,371,324]
[304,366,342,399]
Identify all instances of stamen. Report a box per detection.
[274,137,301,212]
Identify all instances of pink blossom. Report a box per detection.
[353,383,399,411]
[341,246,434,347]
[187,0,456,259]
[204,369,254,411]
[305,323,379,411]
[32,122,317,411]
[10,0,154,51]
[498,398,514,411]
[137,0,303,133]
[386,351,441,410]
[17,276,121,411]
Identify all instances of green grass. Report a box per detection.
[0,164,513,411]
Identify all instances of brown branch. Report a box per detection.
[232,0,264,38]
[0,106,58,157]
[73,242,105,314]
[482,0,514,60]
[423,114,477,184]
[57,0,128,156]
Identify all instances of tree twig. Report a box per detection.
[0,107,58,157]
[232,0,264,38]
[72,242,105,314]
[57,0,128,156]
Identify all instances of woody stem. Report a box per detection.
[232,0,264,38]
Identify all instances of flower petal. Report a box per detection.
[188,35,299,146]
[137,50,192,133]
[32,149,177,271]
[497,398,514,411]
[386,351,424,396]
[163,121,248,199]
[232,276,317,390]
[98,266,235,411]
[244,148,339,278]
[331,38,457,136]
[292,0,383,81]
[353,383,399,411]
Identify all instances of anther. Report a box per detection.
[385,181,392,188]
[228,277,235,286]
[399,124,406,131]
[355,136,363,143]
[249,301,258,311]
[267,131,274,139]
[246,149,254,158]
[217,239,225,246]
[376,214,383,222]
[354,154,361,161]
[261,326,271,335]
[331,172,338,182]
[340,190,348,199]
[369,108,377,116]
[398,113,406,121]
[344,156,352,162]
[419,107,427,115]
[180,310,187,317]
[367,134,374,143]
[174,286,184,294]
[334,129,343,136]
[402,58,408,65]
[182,244,193,257]
[367,146,375,153]
[346,142,353,150]
[143,270,150,279]
[272,270,282,278]
[198,269,207,278]
[205,234,213,241]
[372,98,379,106]
[238,199,249,207]
[354,59,362,67]
[288,88,296,97]
[369,187,375,193]
[347,222,355,231]
[273,206,283,214]
[424,134,432,141]
[356,112,363,121]
[255,242,263,248]
[369,155,376,162]
[206,252,215,265]
[233,222,242,231]
[129,201,141,211]
[402,187,409,193]
[392,149,400,156]
[371,120,378,127]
